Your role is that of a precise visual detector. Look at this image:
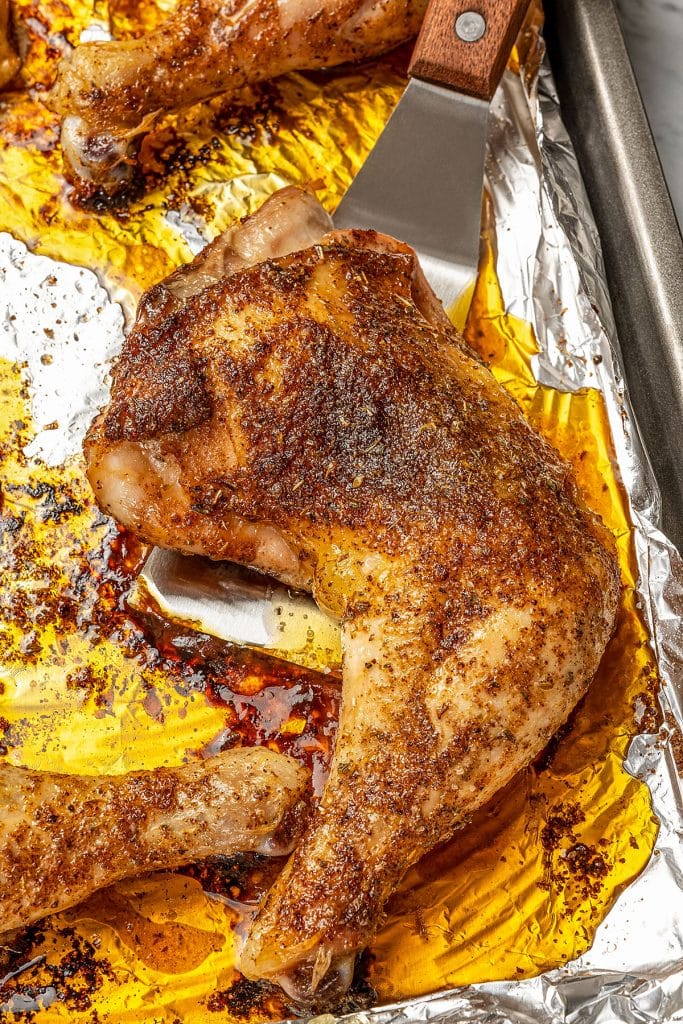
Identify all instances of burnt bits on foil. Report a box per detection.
[0,2,682,1022]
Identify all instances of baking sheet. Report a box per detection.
[0,1,681,1021]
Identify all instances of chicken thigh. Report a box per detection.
[51,0,426,195]
[84,187,621,1001]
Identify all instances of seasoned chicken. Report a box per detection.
[0,0,19,89]
[1,748,308,933]
[84,187,621,1002]
[50,0,426,194]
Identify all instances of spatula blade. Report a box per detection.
[130,549,341,674]
[334,78,488,313]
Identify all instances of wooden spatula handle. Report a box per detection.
[409,0,530,101]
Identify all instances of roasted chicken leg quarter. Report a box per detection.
[85,187,621,1002]
[51,0,427,194]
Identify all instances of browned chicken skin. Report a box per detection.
[84,187,621,1001]
[50,0,426,194]
[1,748,308,933]
[0,0,20,89]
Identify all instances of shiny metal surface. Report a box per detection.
[135,549,340,672]
[545,0,683,553]
[455,12,487,42]
[334,78,488,311]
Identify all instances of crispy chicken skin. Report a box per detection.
[1,748,308,933]
[51,0,427,194]
[0,0,20,89]
[84,187,621,1001]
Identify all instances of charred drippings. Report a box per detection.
[138,125,227,211]
[68,170,146,216]
[206,977,286,1018]
[37,510,339,777]
[0,99,61,152]
[180,851,285,904]
[539,802,612,905]
[0,931,115,1015]
[210,81,284,144]
[540,803,586,853]
[64,665,114,714]
[128,578,340,780]
[6,480,83,522]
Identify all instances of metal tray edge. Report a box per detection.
[544,0,683,553]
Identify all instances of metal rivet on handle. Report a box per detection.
[455,11,486,42]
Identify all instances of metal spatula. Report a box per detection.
[129,549,341,672]
[135,0,529,668]
[334,0,529,313]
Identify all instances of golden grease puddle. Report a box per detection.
[0,0,659,1019]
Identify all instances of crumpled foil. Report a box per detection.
[0,1,682,1022]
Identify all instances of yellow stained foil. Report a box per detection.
[0,0,660,1020]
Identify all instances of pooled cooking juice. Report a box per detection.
[0,0,660,1018]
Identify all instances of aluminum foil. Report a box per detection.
[0,2,682,1022]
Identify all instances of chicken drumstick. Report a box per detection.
[1,747,308,933]
[51,0,426,195]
